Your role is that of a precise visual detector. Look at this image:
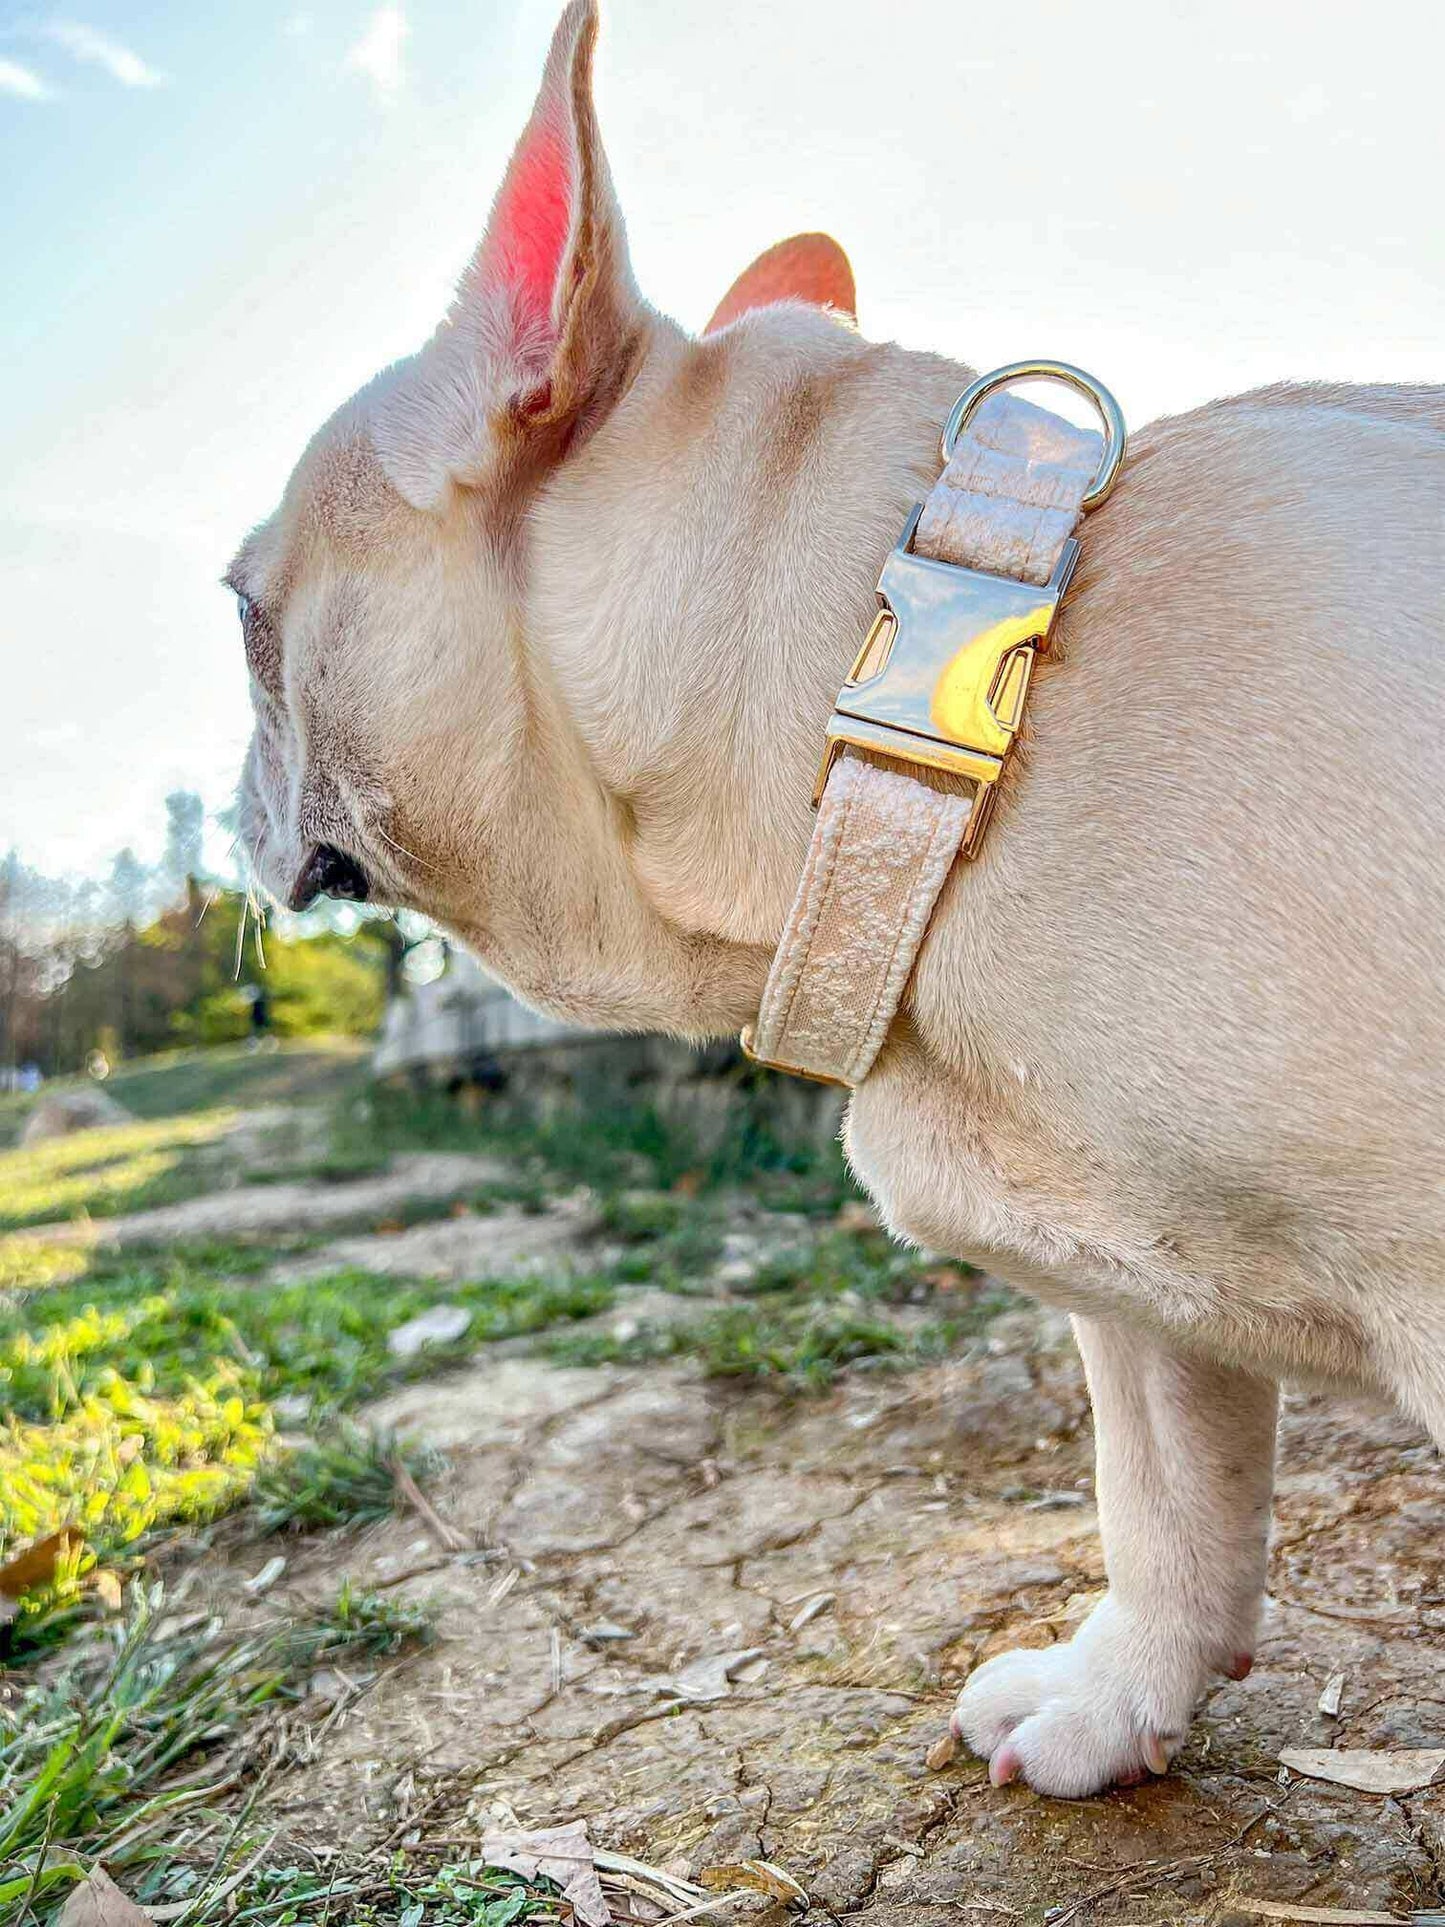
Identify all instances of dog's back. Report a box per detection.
[853,378,1445,1425]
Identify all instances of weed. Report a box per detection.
[226,1861,560,1925]
[0,1577,433,1922]
[251,1424,444,1536]
[547,1297,982,1391]
[314,1576,436,1657]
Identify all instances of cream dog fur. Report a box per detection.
[230,1,1445,1797]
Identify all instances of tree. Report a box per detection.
[162,790,207,901]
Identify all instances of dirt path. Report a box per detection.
[218,1304,1445,1923]
[14,1150,511,1249]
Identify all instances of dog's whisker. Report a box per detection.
[374,823,436,873]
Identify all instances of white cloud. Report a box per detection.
[345,5,407,103]
[44,20,163,88]
[0,56,51,99]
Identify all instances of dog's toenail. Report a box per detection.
[1143,1733,1171,1775]
[989,1744,1022,1788]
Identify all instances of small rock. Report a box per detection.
[714,1258,759,1287]
[243,1555,287,1596]
[21,1088,131,1144]
[672,1647,768,1703]
[387,1304,472,1358]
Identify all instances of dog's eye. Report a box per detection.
[237,594,281,686]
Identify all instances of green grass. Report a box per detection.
[68,1040,365,1128]
[0,1054,996,1922]
[329,1076,857,1213]
[0,1241,614,1635]
[251,1423,445,1535]
[0,1111,241,1233]
[0,1573,567,1925]
[0,1577,443,1923]
[547,1296,982,1390]
[0,1041,367,1152]
[550,1216,1008,1390]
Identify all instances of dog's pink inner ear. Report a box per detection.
[705,233,856,335]
[482,112,576,369]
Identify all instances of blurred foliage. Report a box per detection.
[0,1110,235,1231]
[2,811,389,1078]
[332,1075,858,1214]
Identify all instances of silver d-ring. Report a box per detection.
[940,359,1127,509]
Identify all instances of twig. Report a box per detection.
[1045,1798,1280,1927]
[1271,1593,1420,1631]
[389,1458,472,1554]
[1229,1904,1407,1926]
[369,1558,453,1591]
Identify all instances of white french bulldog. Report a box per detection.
[231,1,1444,1797]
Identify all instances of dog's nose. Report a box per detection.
[289,844,371,911]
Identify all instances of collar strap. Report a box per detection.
[745,361,1126,1087]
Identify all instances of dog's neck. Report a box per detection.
[472,306,972,1036]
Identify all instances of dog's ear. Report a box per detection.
[375,0,640,510]
[705,233,856,335]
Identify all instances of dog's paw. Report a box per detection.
[950,1599,1217,1799]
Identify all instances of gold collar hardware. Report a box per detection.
[745,360,1125,1088]
[813,360,1125,859]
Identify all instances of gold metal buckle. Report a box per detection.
[813,361,1125,857]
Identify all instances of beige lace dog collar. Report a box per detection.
[745,361,1126,1087]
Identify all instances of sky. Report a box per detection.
[2,0,1440,879]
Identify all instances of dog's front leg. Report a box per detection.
[952,1317,1278,1797]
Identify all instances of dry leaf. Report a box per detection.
[483,1819,611,1927]
[925,1730,959,1772]
[786,1593,834,1634]
[921,1264,970,1292]
[1317,1671,1347,1718]
[57,1866,152,1927]
[834,1199,878,1233]
[0,1526,85,1605]
[699,1860,808,1905]
[91,1569,124,1613]
[1278,1748,1445,1795]
[672,1648,766,1704]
